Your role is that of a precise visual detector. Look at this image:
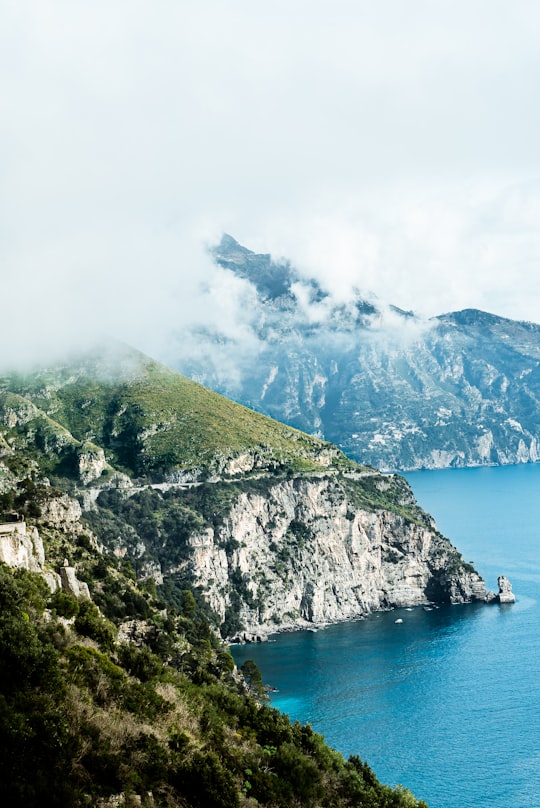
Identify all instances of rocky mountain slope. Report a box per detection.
[176,235,540,471]
[0,344,487,643]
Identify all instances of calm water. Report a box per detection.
[231,464,540,808]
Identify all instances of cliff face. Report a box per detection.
[1,468,484,641]
[0,521,45,573]
[166,474,486,639]
[0,507,91,599]
[3,472,484,642]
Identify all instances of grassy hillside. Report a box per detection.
[0,343,356,482]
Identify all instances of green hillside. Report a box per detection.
[0,552,427,808]
[0,347,429,806]
[1,343,355,483]
[0,343,473,805]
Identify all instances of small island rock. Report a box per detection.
[497,575,515,604]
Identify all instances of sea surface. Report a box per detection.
[231,464,540,808]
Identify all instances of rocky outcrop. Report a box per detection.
[117,619,159,646]
[77,443,109,485]
[0,521,45,573]
[40,495,83,524]
[0,519,62,592]
[496,575,515,604]
[160,474,487,638]
[0,506,92,598]
[59,559,91,599]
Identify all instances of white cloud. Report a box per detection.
[2,0,540,370]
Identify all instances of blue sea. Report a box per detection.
[231,464,540,808]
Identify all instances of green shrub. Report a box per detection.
[171,751,240,808]
[117,644,163,682]
[48,589,80,619]
[240,659,265,699]
[74,600,116,650]
[66,645,125,704]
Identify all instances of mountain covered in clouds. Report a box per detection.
[177,234,540,471]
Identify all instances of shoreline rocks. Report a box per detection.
[496,575,516,604]
[486,575,515,604]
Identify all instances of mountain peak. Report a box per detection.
[211,233,295,300]
[215,232,254,256]
[438,308,510,328]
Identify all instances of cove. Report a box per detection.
[231,464,540,808]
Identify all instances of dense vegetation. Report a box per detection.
[0,533,428,807]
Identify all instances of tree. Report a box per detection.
[241,659,266,699]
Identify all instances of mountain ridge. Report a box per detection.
[173,235,540,471]
[0,342,351,486]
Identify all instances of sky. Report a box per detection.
[2,0,540,367]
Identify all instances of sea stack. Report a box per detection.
[497,575,516,604]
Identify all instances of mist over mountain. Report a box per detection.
[174,235,540,471]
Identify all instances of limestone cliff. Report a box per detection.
[0,521,45,573]
[149,472,487,639]
[0,516,90,598]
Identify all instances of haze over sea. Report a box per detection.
[231,464,540,808]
